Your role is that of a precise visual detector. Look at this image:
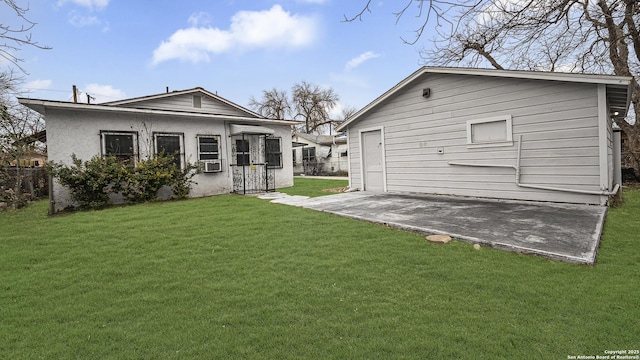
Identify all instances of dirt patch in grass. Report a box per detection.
[322,187,347,193]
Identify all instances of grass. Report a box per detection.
[278,177,348,197]
[1,179,639,359]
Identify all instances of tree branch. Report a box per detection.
[623,0,640,63]
[0,0,51,73]
[343,0,373,22]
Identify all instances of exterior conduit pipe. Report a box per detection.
[448,135,621,197]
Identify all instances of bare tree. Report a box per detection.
[292,81,339,134]
[250,82,342,135]
[341,105,358,120]
[1,70,45,208]
[1,0,51,72]
[331,105,358,134]
[347,0,640,177]
[0,1,49,208]
[248,88,291,120]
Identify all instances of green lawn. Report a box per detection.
[1,179,639,359]
[279,177,348,197]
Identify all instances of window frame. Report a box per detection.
[235,139,250,166]
[302,147,316,161]
[265,137,283,168]
[197,135,221,162]
[100,130,138,164]
[466,115,513,148]
[153,132,185,169]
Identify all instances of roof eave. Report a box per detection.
[336,66,633,132]
[18,98,300,126]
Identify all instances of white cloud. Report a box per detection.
[67,12,110,31]
[68,11,100,27]
[24,79,53,91]
[345,51,381,71]
[152,5,317,65]
[58,0,109,10]
[188,12,212,27]
[84,83,125,103]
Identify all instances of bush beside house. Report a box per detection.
[47,154,196,210]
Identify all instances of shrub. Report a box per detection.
[47,154,196,210]
[121,155,177,203]
[47,155,122,209]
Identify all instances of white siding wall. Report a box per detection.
[347,73,605,204]
[46,109,293,211]
[119,93,249,117]
[606,105,614,190]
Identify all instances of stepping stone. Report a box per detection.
[426,234,452,244]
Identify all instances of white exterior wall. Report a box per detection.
[262,125,295,189]
[45,108,293,211]
[346,73,608,204]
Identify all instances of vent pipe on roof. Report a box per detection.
[166,86,169,93]
[72,85,77,103]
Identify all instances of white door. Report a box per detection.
[362,130,384,192]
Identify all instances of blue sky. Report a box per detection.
[14,0,432,116]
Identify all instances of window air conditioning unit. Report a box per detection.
[203,160,222,173]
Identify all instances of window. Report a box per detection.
[292,149,297,165]
[340,151,348,157]
[266,138,282,168]
[303,147,316,161]
[236,139,250,165]
[198,136,220,160]
[101,131,137,163]
[154,133,184,169]
[466,115,513,148]
[193,95,202,108]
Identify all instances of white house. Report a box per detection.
[336,67,632,205]
[19,87,298,212]
[292,132,348,175]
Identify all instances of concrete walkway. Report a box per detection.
[260,191,608,265]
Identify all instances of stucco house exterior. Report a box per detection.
[336,67,632,205]
[19,87,298,212]
[292,132,348,175]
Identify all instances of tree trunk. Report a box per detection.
[615,107,640,180]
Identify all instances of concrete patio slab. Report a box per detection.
[266,192,608,265]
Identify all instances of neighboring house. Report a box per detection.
[2,131,47,167]
[1,150,46,167]
[19,87,298,212]
[8,150,47,167]
[336,67,632,205]
[292,132,348,175]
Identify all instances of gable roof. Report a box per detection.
[18,98,299,126]
[336,66,633,132]
[102,87,262,118]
